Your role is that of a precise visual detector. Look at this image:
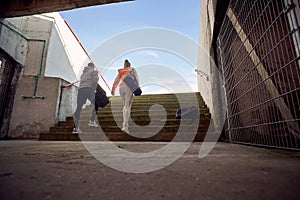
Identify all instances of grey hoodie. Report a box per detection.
[79,65,99,89]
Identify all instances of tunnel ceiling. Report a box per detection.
[0,0,133,18]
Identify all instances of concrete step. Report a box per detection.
[95,114,211,121]
[92,118,210,126]
[39,132,209,142]
[93,107,209,116]
[59,114,211,124]
[106,101,204,107]
[56,118,211,128]
[89,112,209,119]
[104,103,207,108]
[40,92,211,142]
[50,124,208,133]
[110,92,203,99]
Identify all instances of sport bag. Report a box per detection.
[95,84,110,108]
[123,71,142,96]
[176,106,199,119]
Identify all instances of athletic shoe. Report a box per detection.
[121,127,129,134]
[73,128,82,134]
[88,120,99,127]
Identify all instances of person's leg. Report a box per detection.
[89,106,99,127]
[87,87,97,123]
[120,85,133,132]
[74,88,89,129]
[119,86,126,128]
[92,101,99,123]
[90,107,97,123]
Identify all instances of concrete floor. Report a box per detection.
[0,140,300,200]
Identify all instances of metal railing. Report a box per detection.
[217,0,300,149]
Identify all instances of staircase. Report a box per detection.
[39,92,211,141]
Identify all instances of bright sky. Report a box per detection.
[60,0,201,94]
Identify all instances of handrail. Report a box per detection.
[64,20,112,92]
[60,80,80,89]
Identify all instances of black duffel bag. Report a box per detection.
[95,84,110,108]
[123,72,142,96]
[176,106,199,119]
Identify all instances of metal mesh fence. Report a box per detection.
[217,0,300,149]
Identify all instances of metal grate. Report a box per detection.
[217,0,300,149]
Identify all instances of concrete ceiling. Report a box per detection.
[0,0,133,18]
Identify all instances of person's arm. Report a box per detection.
[111,73,121,96]
[92,70,99,90]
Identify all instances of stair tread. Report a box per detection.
[41,92,211,141]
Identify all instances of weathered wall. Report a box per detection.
[198,0,217,109]
[4,16,53,138]
[1,16,76,138]
[6,16,53,40]
[56,80,78,124]
[0,21,28,66]
[9,76,60,138]
[199,0,217,52]
[24,40,45,75]
[0,50,23,139]
[6,15,52,76]
[198,0,225,132]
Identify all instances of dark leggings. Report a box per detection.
[74,87,96,128]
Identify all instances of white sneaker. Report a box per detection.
[88,120,99,127]
[121,127,129,134]
[73,128,82,134]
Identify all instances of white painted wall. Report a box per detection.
[45,24,77,82]
[42,13,89,83]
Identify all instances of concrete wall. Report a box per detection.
[3,16,52,138]
[24,40,45,75]
[9,76,60,138]
[56,80,78,123]
[0,21,28,66]
[198,0,217,109]
[198,0,225,132]
[2,14,81,138]
[0,50,23,139]
[6,15,52,76]
[6,16,53,40]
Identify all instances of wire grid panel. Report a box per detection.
[217,0,300,149]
